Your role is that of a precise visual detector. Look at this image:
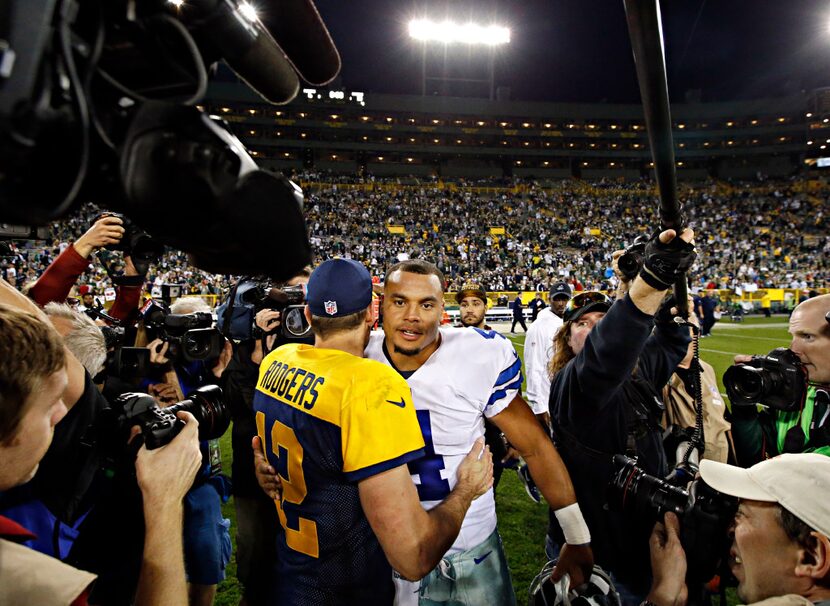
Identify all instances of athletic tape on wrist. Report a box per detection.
[554,502,591,545]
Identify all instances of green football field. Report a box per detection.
[214,315,792,606]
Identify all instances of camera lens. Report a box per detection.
[184,332,210,358]
[166,385,230,441]
[608,455,688,519]
[724,365,770,404]
[283,307,311,337]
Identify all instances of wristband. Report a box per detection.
[554,503,591,545]
[639,266,672,291]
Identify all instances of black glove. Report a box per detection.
[640,231,696,290]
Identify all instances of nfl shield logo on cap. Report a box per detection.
[324,300,338,315]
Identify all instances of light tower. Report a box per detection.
[408,18,511,100]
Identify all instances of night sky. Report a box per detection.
[311,0,830,104]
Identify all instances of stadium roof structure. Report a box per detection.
[206,79,825,181]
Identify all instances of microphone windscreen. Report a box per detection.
[225,28,300,104]
[258,0,341,85]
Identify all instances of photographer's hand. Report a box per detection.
[147,339,171,366]
[630,228,695,315]
[134,411,201,606]
[647,512,688,606]
[252,435,282,500]
[255,309,282,334]
[611,248,631,298]
[148,382,179,407]
[212,339,233,378]
[73,215,125,259]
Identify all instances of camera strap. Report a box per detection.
[809,389,830,448]
[782,387,830,453]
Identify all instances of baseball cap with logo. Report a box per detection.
[306,259,372,318]
[699,453,830,537]
[455,282,488,304]
[563,291,612,323]
[550,281,573,301]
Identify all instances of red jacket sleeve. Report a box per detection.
[108,284,143,322]
[28,245,90,306]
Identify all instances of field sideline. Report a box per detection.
[215,315,792,605]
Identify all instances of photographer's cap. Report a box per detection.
[700,454,830,537]
[307,259,372,318]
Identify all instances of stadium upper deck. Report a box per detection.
[205,81,830,181]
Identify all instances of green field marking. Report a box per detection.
[712,332,790,342]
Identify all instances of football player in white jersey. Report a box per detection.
[367,259,593,606]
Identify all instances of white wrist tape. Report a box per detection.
[554,503,591,545]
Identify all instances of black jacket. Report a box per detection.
[548,294,690,593]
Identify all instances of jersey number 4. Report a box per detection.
[407,410,451,501]
[256,412,320,558]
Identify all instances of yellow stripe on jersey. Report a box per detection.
[256,343,425,476]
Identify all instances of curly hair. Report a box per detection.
[547,321,575,379]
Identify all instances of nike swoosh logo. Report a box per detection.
[385,398,406,408]
[473,551,492,565]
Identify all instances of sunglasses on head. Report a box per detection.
[564,291,611,315]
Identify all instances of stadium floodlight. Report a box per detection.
[408,19,511,46]
[238,1,259,23]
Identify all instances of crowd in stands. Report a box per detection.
[2,174,828,298]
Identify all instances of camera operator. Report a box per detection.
[219,270,312,606]
[547,228,696,604]
[0,281,202,606]
[730,294,830,465]
[28,214,144,324]
[646,454,830,606]
[140,296,233,606]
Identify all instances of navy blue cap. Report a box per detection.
[550,281,573,300]
[307,259,373,318]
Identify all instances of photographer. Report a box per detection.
[646,454,830,606]
[218,270,312,606]
[0,282,202,606]
[28,215,144,324]
[547,228,696,603]
[140,296,233,606]
[730,294,830,465]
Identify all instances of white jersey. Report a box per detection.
[365,326,522,554]
[524,307,563,414]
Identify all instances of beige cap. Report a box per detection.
[699,453,830,537]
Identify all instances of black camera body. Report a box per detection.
[141,300,225,363]
[95,212,165,273]
[108,385,229,450]
[723,347,806,411]
[241,282,311,340]
[617,235,649,281]
[608,454,738,584]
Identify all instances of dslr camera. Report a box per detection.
[617,234,649,281]
[95,213,165,274]
[241,281,311,340]
[608,454,738,584]
[106,385,230,450]
[723,347,806,411]
[140,299,225,363]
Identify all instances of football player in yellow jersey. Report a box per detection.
[253,258,494,606]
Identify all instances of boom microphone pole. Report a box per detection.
[623,0,689,316]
